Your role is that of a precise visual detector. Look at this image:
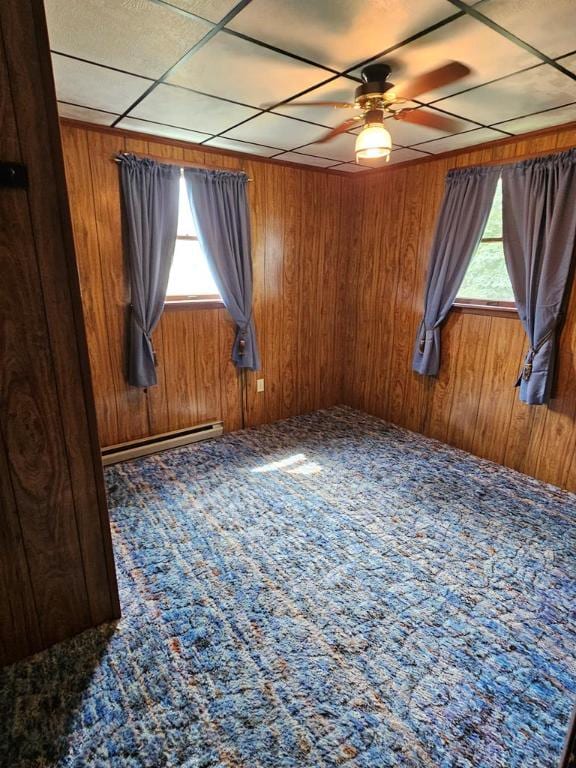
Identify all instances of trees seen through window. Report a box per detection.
[456,178,515,305]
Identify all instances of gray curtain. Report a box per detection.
[184,167,260,370]
[413,166,500,375]
[119,154,180,388]
[502,148,576,405]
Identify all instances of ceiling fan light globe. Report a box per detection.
[355,123,392,163]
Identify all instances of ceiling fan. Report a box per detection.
[278,61,471,163]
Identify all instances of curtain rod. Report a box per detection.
[449,144,575,173]
[113,152,254,181]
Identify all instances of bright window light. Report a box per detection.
[165,176,221,302]
[251,454,307,473]
[286,461,322,476]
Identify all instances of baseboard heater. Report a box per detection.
[101,421,223,466]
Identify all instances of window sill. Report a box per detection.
[164,299,225,311]
[452,301,518,318]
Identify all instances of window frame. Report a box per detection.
[452,298,517,317]
[164,176,224,311]
[453,177,517,318]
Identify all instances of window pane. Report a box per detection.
[177,175,196,236]
[482,177,502,239]
[166,239,220,298]
[457,241,514,302]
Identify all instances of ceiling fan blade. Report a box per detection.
[394,108,462,133]
[314,117,363,144]
[397,61,471,100]
[284,100,356,108]
[262,100,356,109]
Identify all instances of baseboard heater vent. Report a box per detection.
[101,421,223,466]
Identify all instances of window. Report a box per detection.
[455,178,515,309]
[165,175,222,305]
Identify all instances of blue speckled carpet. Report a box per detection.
[1,407,575,767]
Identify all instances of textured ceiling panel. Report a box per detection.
[465,0,576,59]
[227,0,455,71]
[166,32,330,107]
[494,103,576,135]
[386,147,431,164]
[45,0,212,78]
[130,84,259,133]
[297,132,357,162]
[412,126,509,153]
[202,136,280,156]
[161,0,239,23]
[222,113,327,149]
[51,54,152,113]
[337,163,369,172]
[58,102,118,125]
[558,53,576,76]
[435,64,576,126]
[273,152,337,167]
[116,117,212,144]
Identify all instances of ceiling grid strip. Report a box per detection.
[48,0,576,169]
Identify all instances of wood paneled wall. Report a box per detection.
[61,118,576,493]
[0,0,119,666]
[344,124,576,492]
[60,122,346,448]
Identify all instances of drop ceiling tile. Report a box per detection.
[227,0,455,71]
[51,54,152,113]
[494,103,576,134]
[45,0,213,79]
[386,147,430,165]
[336,164,370,173]
[57,102,118,125]
[116,117,212,144]
[350,15,541,103]
[161,0,239,22]
[558,53,576,76]
[435,64,576,125]
[274,152,337,167]
[166,31,330,107]
[297,132,357,162]
[222,113,327,150]
[203,137,279,157]
[412,127,509,153]
[131,84,259,134]
[467,0,576,58]
[273,77,362,128]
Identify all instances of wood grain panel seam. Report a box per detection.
[0,421,44,648]
[86,134,130,440]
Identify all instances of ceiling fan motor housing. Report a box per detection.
[355,63,395,104]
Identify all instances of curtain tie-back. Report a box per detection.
[130,308,158,366]
[418,328,435,353]
[131,310,153,342]
[237,314,254,358]
[522,350,534,382]
[520,328,555,383]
